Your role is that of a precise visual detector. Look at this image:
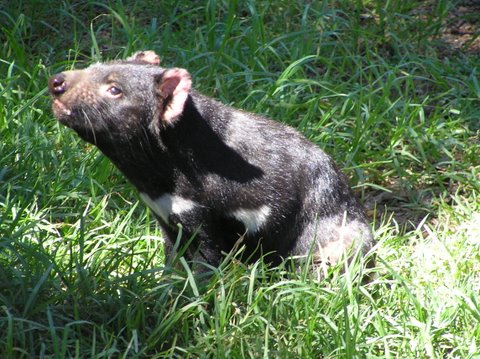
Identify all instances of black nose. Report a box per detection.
[48,73,67,96]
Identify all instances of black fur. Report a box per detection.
[49,51,373,270]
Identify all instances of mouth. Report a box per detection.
[52,98,72,119]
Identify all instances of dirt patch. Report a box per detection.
[438,1,480,54]
[364,188,432,232]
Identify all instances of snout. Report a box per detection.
[49,72,74,119]
[48,73,67,96]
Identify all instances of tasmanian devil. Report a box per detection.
[48,50,373,272]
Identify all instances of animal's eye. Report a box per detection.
[106,86,122,97]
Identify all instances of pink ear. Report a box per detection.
[128,50,161,65]
[159,68,192,123]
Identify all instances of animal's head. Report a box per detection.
[48,51,192,145]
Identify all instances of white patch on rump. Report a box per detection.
[232,205,271,234]
[317,218,364,264]
[139,192,196,223]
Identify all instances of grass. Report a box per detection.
[1,0,479,357]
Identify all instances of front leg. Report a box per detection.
[140,192,224,268]
[159,210,225,272]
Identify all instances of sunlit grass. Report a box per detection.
[0,0,479,357]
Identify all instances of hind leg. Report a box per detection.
[292,212,373,278]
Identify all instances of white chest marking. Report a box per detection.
[139,193,196,223]
[232,205,271,234]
